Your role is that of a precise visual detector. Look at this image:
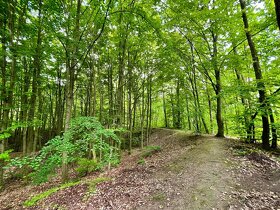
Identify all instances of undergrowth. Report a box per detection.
[141,146,161,158]
[24,177,109,207]
[24,181,80,207]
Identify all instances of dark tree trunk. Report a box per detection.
[162,91,168,128]
[175,79,181,129]
[239,0,270,149]
[274,0,280,29]
[186,93,192,130]
[211,32,224,137]
[270,110,278,149]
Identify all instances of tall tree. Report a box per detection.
[239,0,270,149]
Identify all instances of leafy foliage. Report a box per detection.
[0,150,13,162]
[6,117,120,184]
[76,158,99,177]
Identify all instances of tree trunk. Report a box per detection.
[239,0,270,149]
[128,50,133,154]
[140,85,145,149]
[211,32,224,137]
[162,91,168,128]
[186,93,192,130]
[274,0,280,29]
[270,110,278,149]
[63,0,82,183]
[175,79,181,129]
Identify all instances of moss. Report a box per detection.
[151,192,166,201]
[141,146,161,158]
[24,181,80,207]
[87,177,110,194]
[137,158,145,165]
[24,177,110,207]
[232,146,259,157]
[83,177,110,200]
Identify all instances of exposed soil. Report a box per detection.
[0,129,279,210]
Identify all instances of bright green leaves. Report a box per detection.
[0,150,13,162]
[6,117,120,184]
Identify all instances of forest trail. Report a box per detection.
[0,129,279,209]
[138,133,235,210]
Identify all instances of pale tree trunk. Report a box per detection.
[62,0,82,183]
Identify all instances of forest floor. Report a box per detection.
[0,128,280,210]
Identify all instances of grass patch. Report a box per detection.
[166,163,183,173]
[141,146,161,158]
[24,181,80,207]
[83,177,110,200]
[137,158,146,165]
[24,177,110,207]
[151,192,166,201]
[87,177,110,194]
[232,145,259,157]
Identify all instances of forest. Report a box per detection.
[0,0,280,209]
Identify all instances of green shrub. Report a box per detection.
[0,150,13,162]
[6,117,121,184]
[76,158,99,177]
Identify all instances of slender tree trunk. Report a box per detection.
[269,109,277,149]
[146,79,150,145]
[116,2,127,127]
[62,0,82,183]
[140,85,145,149]
[162,91,168,128]
[186,93,191,130]
[108,58,113,125]
[170,91,176,128]
[175,79,181,129]
[239,0,270,149]
[211,32,224,137]
[128,50,133,154]
[148,76,152,143]
[0,1,9,190]
[206,84,213,134]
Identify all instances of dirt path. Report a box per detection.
[138,135,236,210]
[0,129,279,210]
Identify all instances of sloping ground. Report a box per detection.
[0,129,279,210]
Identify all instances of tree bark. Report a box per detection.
[162,91,168,128]
[269,109,277,149]
[212,32,224,137]
[274,0,280,29]
[239,0,270,149]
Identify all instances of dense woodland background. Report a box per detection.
[0,0,280,188]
